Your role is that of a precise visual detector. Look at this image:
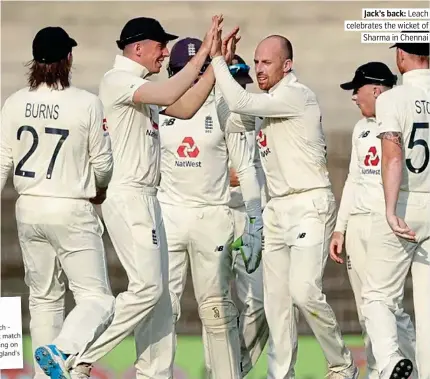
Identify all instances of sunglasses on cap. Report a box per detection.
[167,62,210,78]
[229,63,250,76]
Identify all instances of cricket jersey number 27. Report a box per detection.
[15,125,69,179]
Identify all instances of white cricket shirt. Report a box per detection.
[157,91,257,207]
[212,56,331,198]
[376,69,430,193]
[334,117,385,233]
[99,55,160,190]
[1,84,112,199]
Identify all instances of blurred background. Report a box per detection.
[1,1,424,378]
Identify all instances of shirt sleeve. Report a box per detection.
[108,71,149,106]
[88,97,113,188]
[226,130,262,219]
[375,91,402,135]
[1,100,14,192]
[211,56,304,118]
[334,128,361,233]
[215,85,256,133]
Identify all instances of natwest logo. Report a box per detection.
[175,137,202,168]
[177,137,200,158]
[364,146,380,167]
[362,145,381,175]
[256,130,271,157]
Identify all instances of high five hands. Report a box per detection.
[205,15,241,64]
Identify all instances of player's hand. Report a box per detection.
[201,15,223,55]
[90,187,107,205]
[222,27,240,64]
[231,216,263,274]
[210,17,224,59]
[386,213,416,241]
[229,168,240,187]
[329,231,345,264]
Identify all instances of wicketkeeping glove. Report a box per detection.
[230,216,263,274]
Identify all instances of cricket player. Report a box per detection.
[329,61,417,379]
[210,33,358,378]
[361,39,430,379]
[157,38,263,379]
[226,55,270,376]
[0,27,115,379]
[69,16,231,379]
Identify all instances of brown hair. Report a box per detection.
[26,57,72,90]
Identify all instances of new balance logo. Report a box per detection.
[214,245,224,252]
[152,229,158,245]
[297,232,306,239]
[161,118,176,127]
[359,130,370,138]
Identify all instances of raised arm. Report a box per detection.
[211,56,304,118]
[162,65,215,119]
[215,85,256,133]
[132,16,220,108]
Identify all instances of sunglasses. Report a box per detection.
[168,62,210,78]
[229,63,250,76]
[355,69,398,86]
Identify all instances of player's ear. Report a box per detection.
[283,59,292,74]
[373,86,382,98]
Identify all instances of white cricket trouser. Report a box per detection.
[345,213,416,379]
[262,188,353,379]
[362,191,430,379]
[161,203,241,379]
[230,205,268,376]
[75,188,174,379]
[15,195,115,379]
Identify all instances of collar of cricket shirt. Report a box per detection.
[402,68,430,85]
[113,55,151,79]
[268,70,298,94]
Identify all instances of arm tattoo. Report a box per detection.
[378,131,403,147]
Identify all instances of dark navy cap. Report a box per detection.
[117,17,178,50]
[340,61,397,91]
[390,30,429,56]
[32,27,77,64]
[168,37,208,68]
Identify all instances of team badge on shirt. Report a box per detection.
[205,115,213,133]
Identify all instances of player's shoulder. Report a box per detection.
[1,87,32,115]
[286,74,320,106]
[377,84,407,107]
[102,67,147,87]
[68,86,103,110]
